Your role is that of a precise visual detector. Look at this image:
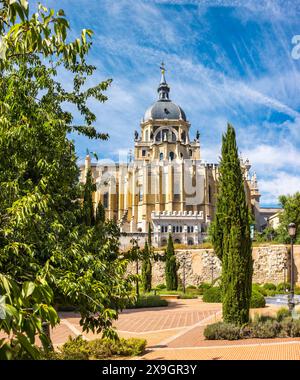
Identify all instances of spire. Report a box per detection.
[157,62,170,101]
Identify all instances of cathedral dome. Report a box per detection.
[144,101,186,121]
[143,64,187,122]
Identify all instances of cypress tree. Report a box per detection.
[211,123,252,325]
[165,234,178,290]
[142,241,152,293]
[95,201,106,224]
[83,168,96,226]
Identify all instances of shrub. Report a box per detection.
[60,336,90,360]
[294,287,300,295]
[202,287,221,303]
[252,284,267,296]
[290,319,300,337]
[179,293,198,299]
[88,337,146,359]
[250,290,266,308]
[204,322,241,340]
[186,285,196,289]
[156,283,166,290]
[276,283,290,293]
[126,295,168,309]
[250,320,281,338]
[198,282,211,295]
[263,283,276,291]
[56,336,147,360]
[276,307,290,322]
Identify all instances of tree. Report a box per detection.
[165,234,178,291]
[83,168,96,226]
[95,201,106,225]
[142,241,152,293]
[276,193,300,243]
[211,123,252,325]
[0,1,134,359]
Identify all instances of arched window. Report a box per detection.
[189,149,193,157]
[162,129,169,141]
[139,187,143,202]
[208,184,212,203]
[180,226,183,233]
[188,239,193,246]
[176,226,179,233]
[172,226,176,233]
[156,131,161,142]
[191,226,194,233]
[159,152,164,161]
[172,132,176,142]
[181,131,186,142]
[169,152,175,161]
[103,192,109,209]
[187,226,190,233]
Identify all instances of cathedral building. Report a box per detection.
[80,65,261,247]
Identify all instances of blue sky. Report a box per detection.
[41,0,300,206]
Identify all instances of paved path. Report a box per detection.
[3,299,300,359]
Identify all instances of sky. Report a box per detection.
[41,0,300,207]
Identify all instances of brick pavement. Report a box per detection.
[2,299,300,359]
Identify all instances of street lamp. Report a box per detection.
[288,222,296,313]
[182,254,186,294]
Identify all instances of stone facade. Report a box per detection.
[127,245,300,287]
[80,66,264,247]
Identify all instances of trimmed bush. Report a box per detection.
[205,318,300,341]
[56,335,147,360]
[126,295,168,309]
[262,283,276,291]
[276,307,290,322]
[179,293,198,299]
[276,282,290,293]
[156,283,166,290]
[198,282,211,295]
[186,285,196,289]
[202,286,221,303]
[250,290,266,308]
[250,320,281,339]
[204,322,241,340]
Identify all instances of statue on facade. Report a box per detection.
[134,130,139,140]
[196,130,200,140]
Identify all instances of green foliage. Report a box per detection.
[250,320,281,338]
[198,282,211,295]
[250,290,266,308]
[204,318,300,340]
[0,1,135,359]
[141,241,152,293]
[263,283,276,291]
[178,293,198,299]
[277,283,291,293]
[202,287,222,303]
[276,307,290,322]
[204,322,241,340]
[156,283,167,290]
[95,201,106,224]
[83,168,96,226]
[42,335,147,360]
[276,193,300,243]
[211,124,252,325]
[126,295,168,309]
[165,234,178,291]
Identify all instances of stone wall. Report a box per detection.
[127,245,300,287]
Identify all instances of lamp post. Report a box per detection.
[182,254,186,294]
[288,223,296,313]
